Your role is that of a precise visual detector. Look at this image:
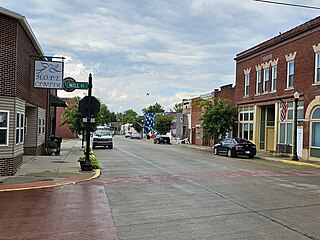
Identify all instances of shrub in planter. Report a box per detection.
[78,148,100,169]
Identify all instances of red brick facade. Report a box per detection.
[56,98,76,138]
[0,9,49,175]
[234,16,320,160]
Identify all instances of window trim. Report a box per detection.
[271,65,277,92]
[256,70,261,95]
[263,68,269,93]
[315,52,320,84]
[286,60,294,89]
[0,110,10,146]
[244,73,250,97]
[15,112,25,145]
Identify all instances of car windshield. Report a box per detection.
[94,130,111,136]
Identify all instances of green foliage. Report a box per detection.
[200,98,238,140]
[79,148,100,169]
[172,103,183,113]
[48,140,58,149]
[132,116,144,133]
[142,103,165,114]
[118,109,137,124]
[154,113,173,135]
[60,97,113,135]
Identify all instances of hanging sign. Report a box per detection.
[34,60,64,89]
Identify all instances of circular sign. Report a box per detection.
[63,77,76,92]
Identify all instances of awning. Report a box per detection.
[50,95,68,107]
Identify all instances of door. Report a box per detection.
[266,127,275,151]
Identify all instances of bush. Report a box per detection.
[79,147,100,169]
[48,140,58,149]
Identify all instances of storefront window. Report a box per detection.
[239,107,254,141]
[311,107,320,157]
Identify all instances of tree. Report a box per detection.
[132,116,144,133]
[172,102,182,113]
[200,98,238,141]
[61,96,108,135]
[154,113,173,135]
[142,103,165,114]
[119,109,137,124]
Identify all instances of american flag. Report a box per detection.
[144,113,155,134]
[280,101,288,121]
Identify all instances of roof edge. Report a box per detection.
[0,7,44,56]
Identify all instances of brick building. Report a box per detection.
[0,7,65,175]
[56,98,76,138]
[234,16,320,161]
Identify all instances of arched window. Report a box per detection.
[310,107,320,157]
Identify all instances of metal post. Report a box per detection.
[83,73,93,171]
[292,92,299,161]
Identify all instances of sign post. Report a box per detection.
[82,74,94,171]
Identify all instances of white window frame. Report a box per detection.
[238,106,254,141]
[244,74,250,97]
[38,118,45,135]
[271,65,277,92]
[315,52,320,84]
[0,111,9,146]
[15,112,24,145]
[286,60,294,89]
[256,70,261,95]
[263,68,269,93]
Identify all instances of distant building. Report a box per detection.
[56,98,76,138]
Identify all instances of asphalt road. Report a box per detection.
[0,136,319,240]
[91,136,320,240]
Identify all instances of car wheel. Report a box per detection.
[110,145,113,149]
[214,147,219,155]
[248,154,254,159]
[227,149,233,158]
[92,145,96,149]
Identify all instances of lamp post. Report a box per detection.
[292,91,299,161]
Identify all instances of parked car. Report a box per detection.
[154,134,171,144]
[124,132,132,138]
[92,130,113,149]
[131,132,142,139]
[213,138,256,158]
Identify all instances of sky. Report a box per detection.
[0,0,319,114]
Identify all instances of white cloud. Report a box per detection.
[1,0,319,114]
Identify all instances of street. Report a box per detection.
[1,136,320,239]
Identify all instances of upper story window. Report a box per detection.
[0,111,9,146]
[263,68,269,93]
[285,52,296,89]
[244,73,250,97]
[271,65,277,92]
[287,60,294,89]
[256,70,261,95]
[315,52,320,84]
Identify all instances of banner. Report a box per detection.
[280,101,288,121]
[34,60,64,89]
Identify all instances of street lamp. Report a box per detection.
[292,91,299,161]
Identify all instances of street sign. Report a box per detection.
[83,118,95,123]
[79,96,101,117]
[65,81,88,89]
[63,77,76,92]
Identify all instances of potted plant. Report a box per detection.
[48,140,58,156]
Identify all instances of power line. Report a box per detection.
[253,0,320,10]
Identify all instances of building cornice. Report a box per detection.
[235,16,320,61]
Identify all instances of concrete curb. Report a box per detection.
[281,160,320,169]
[0,169,101,192]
